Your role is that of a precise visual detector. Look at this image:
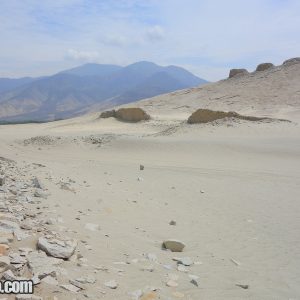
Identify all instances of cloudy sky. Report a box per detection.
[0,0,299,81]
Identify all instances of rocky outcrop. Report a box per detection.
[256,63,274,72]
[283,57,300,66]
[99,110,116,118]
[115,108,150,123]
[187,109,265,124]
[229,69,249,78]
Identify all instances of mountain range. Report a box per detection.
[0,61,207,122]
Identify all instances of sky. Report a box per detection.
[0,0,300,81]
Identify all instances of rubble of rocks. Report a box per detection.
[0,156,207,299]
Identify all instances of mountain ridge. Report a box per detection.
[0,61,207,121]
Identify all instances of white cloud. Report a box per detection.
[65,49,100,61]
[0,0,300,80]
[146,25,165,42]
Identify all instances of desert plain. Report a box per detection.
[0,60,300,300]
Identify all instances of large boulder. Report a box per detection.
[229,68,249,78]
[283,57,300,66]
[256,63,274,72]
[187,109,264,124]
[99,110,116,118]
[115,108,150,123]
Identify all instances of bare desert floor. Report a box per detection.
[0,106,300,300]
[1,62,300,300]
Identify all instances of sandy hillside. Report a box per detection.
[0,60,299,300]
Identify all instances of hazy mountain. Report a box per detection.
[59,63,122,77]
[0,77,37,94]
[0,61,208,121]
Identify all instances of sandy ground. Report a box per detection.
[0,108,300,300]
[1,62,300,299]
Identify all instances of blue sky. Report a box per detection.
[0,0,299,81]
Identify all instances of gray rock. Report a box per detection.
[0,219,20,233]
[9,253,27,265]
[34,190,48,199]
[76,275,96,284]
[69,279,85,290]
[0,175,5,186]
[32,177,44,189]
[178,257,193,266]
[37,237,77,259]
[41,276,58,285]
[140,165,144,171]
[104,280,118,289]
[14,229,30,241]
[0,256,10,272]
[60,284,80,293]
[27,251,63,279]
[163,239,185,252]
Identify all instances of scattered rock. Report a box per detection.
[236,283,249,289]
[37,236,77,259]
[0,256,10,272]
[0,175,5,186]
[177,264,188,272]
[177,257,193,266]
[130,289,143,300]
[229,68,249,78]
[163,239,185,252]
[27,251,63,279]
[41,275,58,285]
[230,258,241,266]
[69,279,85,290]
[34,190,48,199]
[76,275,96,284]
[84,223,100,232]
[0,219,20,233]
[104,280,118,289]
[140,165,144,171]
[166,280,178,287]
[256,62,274,71]
[169,220,176,225]
[100,110,116,118]
[60,284,80,293]
[0,244,9,256]
[32,177,44,189]
[189,274,199,287]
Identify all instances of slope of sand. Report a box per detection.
[0,61,300,300]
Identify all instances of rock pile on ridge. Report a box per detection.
[100,108,150,123]
[256,62,274,72]
[187,109,266,124]
[229,68,249,78]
